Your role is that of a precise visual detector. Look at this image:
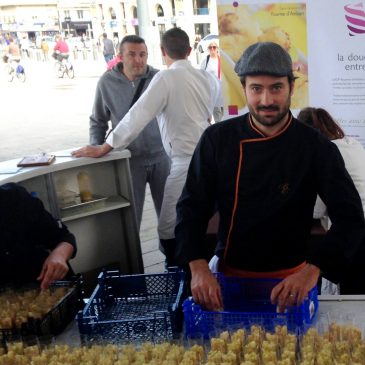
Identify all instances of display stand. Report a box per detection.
[0,150,143,293]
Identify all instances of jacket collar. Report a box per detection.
[249,112,293,138]
[169,59,192,69]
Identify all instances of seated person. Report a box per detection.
[0,183,76,289]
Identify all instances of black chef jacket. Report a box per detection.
[175,113,365,283]
[0,183,77,286]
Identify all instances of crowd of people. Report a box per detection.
[0,32,117,63]
[1,27,365,312]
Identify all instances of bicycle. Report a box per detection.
[3,55,26,83]
[53,53,74,79]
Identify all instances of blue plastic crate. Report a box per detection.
[184,275,318,338]
[77,270,186,344]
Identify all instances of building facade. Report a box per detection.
[0,0,218,47]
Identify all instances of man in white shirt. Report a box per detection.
[72,28,222,265]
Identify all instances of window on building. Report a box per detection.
[131,6,138,35]
[156,4,164,17]
[171,0,176,16]
[77,10,84,19]
[195,23,211,38]
[121,3,126,18]
[110,7,116,20]
[64,10,70,18]
[193,0,209,15]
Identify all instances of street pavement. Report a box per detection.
[0,58,100,161]
[0,55,167,272]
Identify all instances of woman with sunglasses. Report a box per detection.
[200,42,224,122]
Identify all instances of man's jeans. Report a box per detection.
[104,53,114,63]
[129,154,170,230]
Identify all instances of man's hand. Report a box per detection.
[71,143,113,158]
[270,263,320,313]
[38,242,74,290]
[189,259,224,311]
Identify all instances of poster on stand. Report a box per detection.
[217,0,365,144]
[307,1,365,143]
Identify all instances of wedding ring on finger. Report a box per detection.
[289,293,296,298]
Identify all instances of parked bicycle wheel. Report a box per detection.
[54,61,65,78]
[66,65,74,79]
[7,66,14,82]
[15,64,26,82]
[17,70,26,82]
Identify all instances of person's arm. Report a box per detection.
[272,141,365,308]
[189,259,223,311]
[105,72,168,150]
[38,241,75,290]
[13,184,77,288]
[72,142,112,157]
[73,71,168,158]
[72,79,113,157]
[309,141,365,283]
[270,263,320,312]
[199,57,206,70]
[175,129,221,308]
[89,80,111,145]
[313,196,327,219]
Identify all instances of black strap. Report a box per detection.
[129,77,147,108]
[104,77,147,142]
[205,55,210,70]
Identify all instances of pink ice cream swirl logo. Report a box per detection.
[344,2,365,35]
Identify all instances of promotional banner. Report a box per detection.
[307,1,365,143]
[217,0,365,144]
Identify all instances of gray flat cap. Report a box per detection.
[234,41,294,79]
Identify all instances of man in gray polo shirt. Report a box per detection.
[89,35,170,230]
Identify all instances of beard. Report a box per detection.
[248,96,291,128]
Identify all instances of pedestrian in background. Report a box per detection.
[20,36,30,58]
[41,38,49,61]
[200,41,224,122]
[88,35,170,230]
[106,52,122,71]
[102,33,115,63]
[113,35,119,52]
[6,37,21,62]
[72,28,222,266]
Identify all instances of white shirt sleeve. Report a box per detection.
[199,57,207,70]
[106,73,168,149]
[313,195,327,219]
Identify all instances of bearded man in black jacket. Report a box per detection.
[175,42,365,311]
